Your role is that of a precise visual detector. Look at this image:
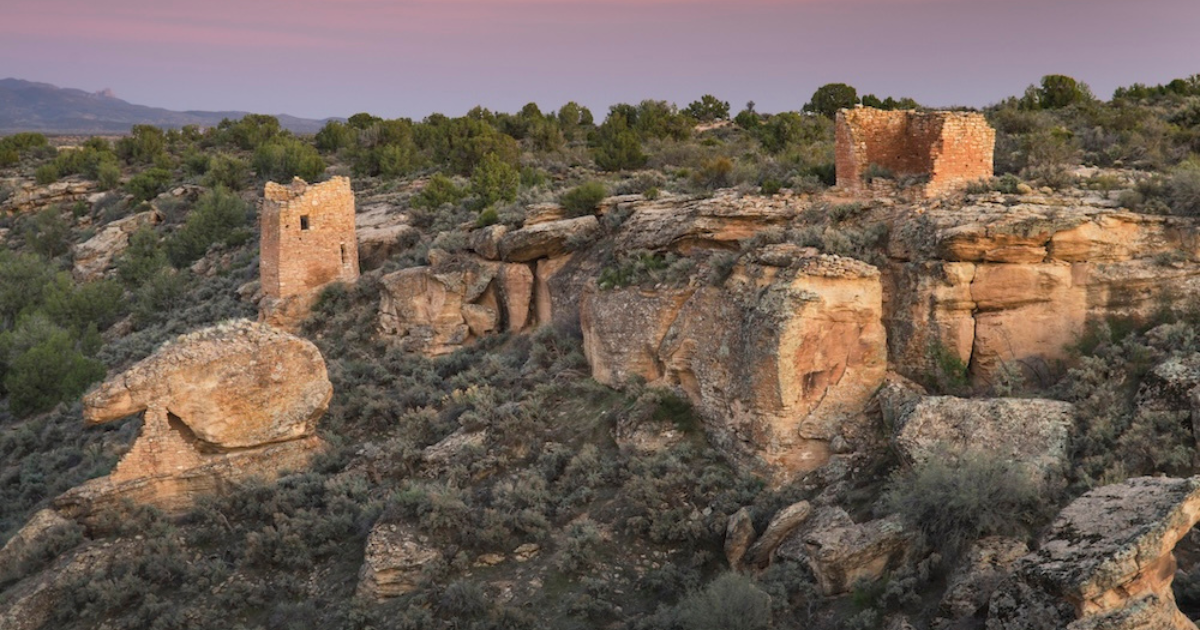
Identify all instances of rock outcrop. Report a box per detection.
[581,249,887,483]
[357,521,442,599]
[355,202,420,270]
[890,395,1074,479]
[57,320,330,515]
[0,178,98,214]
[743,500,813,569]
[497,215,601,262]
[71,209,161,281]
[987,476,1200,630]
[777,506,912,596]
[940,537,1029,622]
[378,253,535,356]
[612,191,798,252]
[0,541,128,630]
[885,200,1200,382]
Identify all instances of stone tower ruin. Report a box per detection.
[835,107,995,197]
[259,176,359,328]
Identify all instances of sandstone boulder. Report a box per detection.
[357,521,442,599]
[498,263,535,332]
[60,320,330,515]
[0,541,126,630]
[471,224,508,260]
[0,509,76,575]
[614,191,798,252]
[83,320,331,449]
[378,258,491,355]
[987,476,1200,630]
[744,500,813,569]
[725,507,756,569]
[581,252,887,483]
[777,507,912,595]
[498,215,600,262]
[71,209,162,281]
[891,396,1074,479]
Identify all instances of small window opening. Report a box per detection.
[340,243,348,265]
[300,215,310,231]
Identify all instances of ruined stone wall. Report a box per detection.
[110,406,205,482]
[926,114,997,196]
[835,107,994,197]
[260,176,359,300]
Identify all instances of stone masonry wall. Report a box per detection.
[835,107,995,197]
[261,177,360,300]
[110,405,205,482]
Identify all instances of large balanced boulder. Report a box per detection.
[57,320,330,515]
[987,476,1200,630]
[83,320,331,449]
[581,249,887,483]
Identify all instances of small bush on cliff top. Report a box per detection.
[559,181,607,216]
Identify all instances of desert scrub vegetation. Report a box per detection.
[597,250,695,290]
[882,454,1049,560]
[1054,315,1200,488]
[559,180,607,216]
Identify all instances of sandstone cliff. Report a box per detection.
[885,195,1200,382]
[581,248,887,483]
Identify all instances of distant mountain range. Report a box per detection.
[0,78,334,135]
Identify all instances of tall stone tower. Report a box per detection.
[259,176,359,328]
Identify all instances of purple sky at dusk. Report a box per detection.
[2,0,1198,120]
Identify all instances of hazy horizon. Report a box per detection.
[4,0,1199,120]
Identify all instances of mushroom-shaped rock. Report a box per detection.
[83,320,331,449]
[987,476,1200,630]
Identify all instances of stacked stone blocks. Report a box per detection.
[260,176,359,301]
[835,107,995,197]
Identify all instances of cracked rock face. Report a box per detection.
[580,250,887,483]
[987,476,1200,630]
[377,253,534,356]
[884,202,1200,383]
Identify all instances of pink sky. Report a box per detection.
[2,0,1198,119]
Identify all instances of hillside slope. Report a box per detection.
[0,78,331,134]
